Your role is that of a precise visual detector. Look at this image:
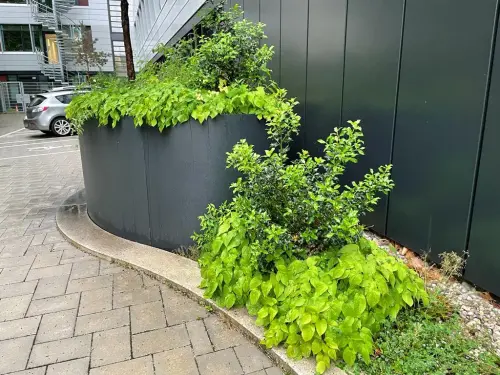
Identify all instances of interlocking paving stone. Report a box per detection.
[0,294,32,322]
[33,275,69,300]
[130,300,166,334]
[265,367,284,375]
[79,287,112,316]
[132,325,190,357]
[0,280,37,298]
[91,326,131,368]
[32,251,63,269]
[0,265,31,285]
[66,275,113,294]
[0,316,40,341]
[25,245,54,256]
[28,334,91,368]
[161,285,209,325]
[113,286,161,309]
[0,335,35,374]
[26,293,80,317]
[186,320,213,356]
[204,315,247,351]
[113,270,144,292]
[153,346,199,375]
[6,368,47,375]
[30,233,47,247]
[70,260,99,279]
[234,343,273,373]
[0,133,277,375]
[196,348,244,375]
[46,357,89,375]
[0,255,35,269]
[74,307,129,335]
[88,356,154,375]
[35,309,77,343]
[26,264,72,281]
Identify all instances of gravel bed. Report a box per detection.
[364,231,500,356]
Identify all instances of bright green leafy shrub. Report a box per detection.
[195,117,429,372]
[66,5,275,132]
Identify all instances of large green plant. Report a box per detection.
[66,5,275,132]
[194,118,428,373]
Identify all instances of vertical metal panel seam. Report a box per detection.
[142,126,154,246]
[304,0,310,130]
[338,0,349,125]
[278,0,282,86]
[384,0,407,236]
[258,0,261,22]
[464,0,500,253]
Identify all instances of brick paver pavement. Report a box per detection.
[0,128,282,375]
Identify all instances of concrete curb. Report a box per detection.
[56,194,346,375]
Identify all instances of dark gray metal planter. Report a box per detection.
[79,115,268,251]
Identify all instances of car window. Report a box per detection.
[55,94,73,104]
[29,95,46,107]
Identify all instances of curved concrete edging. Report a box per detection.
[56,195,346,375]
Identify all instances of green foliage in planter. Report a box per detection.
[350,292,500,375]
[194,119,429,373]
[66,4,275,132]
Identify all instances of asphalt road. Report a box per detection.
[0,115,79,162]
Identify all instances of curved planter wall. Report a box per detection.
[79,115,268,251]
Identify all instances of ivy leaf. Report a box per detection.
[224,293,236,308]
[353,294,367,316]
[343,347,356,366]
[249,289,261,305]
[330,265,345,279]
[402,290,413,306]
[300,341,312,357]
[249,276,262,290]
[298,312,312,327]
[262,281,273,297]
[366,288,381,307]
[312,339,322,355]
[301,324,315,342]
[316,360,327,374]
[217,221,230,235]
[315,318,327,336]
[287,344,301,359]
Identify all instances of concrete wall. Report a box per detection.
[131,0,204,64]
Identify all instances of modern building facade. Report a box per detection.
[0,0,121,89]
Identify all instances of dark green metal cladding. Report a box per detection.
[386,0,496,262]
[341,0,405,234]
[466,11,500,297]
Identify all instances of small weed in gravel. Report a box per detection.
[348,291,500,375]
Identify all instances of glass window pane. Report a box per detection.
[3,25,32,51]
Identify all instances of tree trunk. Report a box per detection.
[121,0,135,81]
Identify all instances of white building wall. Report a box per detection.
[0,4,34,24]
[0,0,113,74]
[131,0,204,64]
[0,52,39,71]
[65,0,114,72]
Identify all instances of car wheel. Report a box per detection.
[51,118,72,137]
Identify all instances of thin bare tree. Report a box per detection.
[121,0,135,80]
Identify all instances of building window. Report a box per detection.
[2,25,32,51]
[74,0,88,6]
[32,25,43,51]
[0,0,26,3]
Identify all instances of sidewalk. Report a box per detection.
[0,128,281,375]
